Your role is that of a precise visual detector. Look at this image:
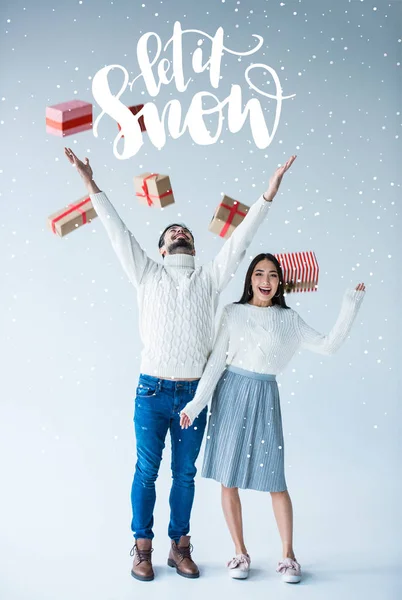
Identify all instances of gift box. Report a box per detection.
[47,196,97,237]
[118,104,146,136]
[208,195,249,239]
[46,100,92,137]
[274,251,319,293]
[134,173,175,208]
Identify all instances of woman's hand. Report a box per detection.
[180,412,192,429]
[355,283,366,292]
[263,155,297,202]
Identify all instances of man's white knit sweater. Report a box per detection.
[90,192,272,379]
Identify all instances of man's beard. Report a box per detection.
[167,238,193,254]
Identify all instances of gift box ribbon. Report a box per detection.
[136,173,172,207]
[219,201,247,237]
[51,197,91,234]
[46,114,92,131]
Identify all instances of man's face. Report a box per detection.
[160,225,195,257]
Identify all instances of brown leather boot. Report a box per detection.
[167,535,199,578]
[130,539,154,581]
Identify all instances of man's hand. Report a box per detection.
[64,147,93,181]
[263,155,297,202]
[64,147,101,194]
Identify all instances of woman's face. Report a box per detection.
[250,259,280,306]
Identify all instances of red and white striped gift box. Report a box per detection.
[274,251,319,293]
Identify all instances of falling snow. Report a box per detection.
[0,5,399,587]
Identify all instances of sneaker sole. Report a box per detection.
[282,574,301,583]
[229,570,249,579]
[130,569,154,582]
[167,558,200,578]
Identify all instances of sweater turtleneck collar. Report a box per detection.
[163,253,195,270]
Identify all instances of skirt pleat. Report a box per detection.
[201,366,287,492]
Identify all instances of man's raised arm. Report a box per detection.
[207,155,297,292]
[64,147,152,288]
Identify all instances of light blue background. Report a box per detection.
[0,1,401,599]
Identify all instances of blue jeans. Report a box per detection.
[131,374,208,542]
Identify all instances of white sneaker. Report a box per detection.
[227,553,251,579]
[276,557,302,583]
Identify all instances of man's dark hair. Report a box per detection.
[158,223,194,250]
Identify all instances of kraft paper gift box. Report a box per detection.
[274,251,319,293]
[46,100,92,137]
[118,104,146,136]
[47,196,97,237]
[208,195,250,239]
[134,173,175,208]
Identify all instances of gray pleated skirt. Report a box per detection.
[202,365,287,492]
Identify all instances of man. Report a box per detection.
[64,147,296,582]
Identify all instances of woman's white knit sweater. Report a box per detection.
[182,289,365,421]
[90,191,272,379]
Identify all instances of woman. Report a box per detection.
[180,253,365,582]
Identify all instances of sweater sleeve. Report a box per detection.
[181,307,231,423]
[90,192,154,288]
[206,196,272,292]
[294,289,365,355]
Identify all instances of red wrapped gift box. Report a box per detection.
[118,104,146,136]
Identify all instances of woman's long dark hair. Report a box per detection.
[234,253,290,309]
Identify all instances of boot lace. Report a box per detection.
[130,544,153,563]
[176,543,194,562]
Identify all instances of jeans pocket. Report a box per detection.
[136,384,157,398]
